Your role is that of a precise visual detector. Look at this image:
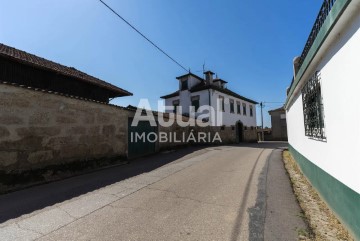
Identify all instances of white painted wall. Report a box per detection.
[163,89,209,116]
[164,88,257,127]
[210,90,257,127]
[286,3,360,194]
[164,73,257,127]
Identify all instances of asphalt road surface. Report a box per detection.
[0,142,308,241]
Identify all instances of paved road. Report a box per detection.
[0,143,307,241]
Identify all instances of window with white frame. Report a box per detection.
[230,99,235,113]
[237,101,241,114]
[173,100,179,114]
[219,96,225,112]
[191,96,200,112]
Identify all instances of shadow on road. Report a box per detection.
[0,146,210,223]
[0,142,287,224]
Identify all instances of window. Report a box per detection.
[219,96,225,112]
[250,105,253,117]
[243,103,247,116]
[302,71,325,139]
[173,100,179,114]
[230,99,234,113]
[191,96,200,112]
[237,102,241,114]
[181,80,188,90]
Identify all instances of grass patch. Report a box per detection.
[283,151,353,241]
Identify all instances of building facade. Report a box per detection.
[285,0,360,239]
[161,71,258,127]
[0,43,134,179]
[268,107,287,141]
[0,44,132,103]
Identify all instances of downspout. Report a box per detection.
[208,89,211,125]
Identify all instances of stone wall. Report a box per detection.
[0,83,256,175]
[0,83,134,173]
[269,110,288,141]
[243,128,258,142]
[158,120,237,151]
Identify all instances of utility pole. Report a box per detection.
[260,102,264,141]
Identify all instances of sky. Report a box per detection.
[0,0,323,127]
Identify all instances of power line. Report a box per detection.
[263,102,284,104]
[98,0,188,72]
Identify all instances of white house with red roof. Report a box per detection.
[161,71,257,127]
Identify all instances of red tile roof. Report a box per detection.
[0,43,132,96]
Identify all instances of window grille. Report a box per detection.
[302,71,326,140]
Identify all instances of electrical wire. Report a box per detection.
[98,0,188,72]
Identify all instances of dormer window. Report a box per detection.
[181,79,188,90]
[213,79,228,89]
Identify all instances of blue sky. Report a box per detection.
[0,0,322,127]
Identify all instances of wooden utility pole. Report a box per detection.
[260,102,264,141]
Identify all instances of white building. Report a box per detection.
[285,0,360,239]
[161,71,258,127]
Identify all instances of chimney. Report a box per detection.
[293,56,301,79]
[204,70,215,85]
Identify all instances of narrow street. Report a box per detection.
[0,143,307,241]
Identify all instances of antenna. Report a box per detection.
[202,61,206,79]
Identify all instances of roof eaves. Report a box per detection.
[0,43,132,97]
[213,79,228,83]
[176,72,204,82]
[160,91,179,99]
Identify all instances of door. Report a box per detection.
[237,121,244,143]
[128,118,157,158]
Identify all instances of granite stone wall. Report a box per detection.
[0,83,134,173]
[0,83,257,175]
[243,129,258,142]
[158,122,238,151]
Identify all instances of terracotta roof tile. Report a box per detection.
[0,43,132,96]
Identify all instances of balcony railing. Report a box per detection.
[298,0,337,69]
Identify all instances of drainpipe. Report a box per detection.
[208,89,212,125]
